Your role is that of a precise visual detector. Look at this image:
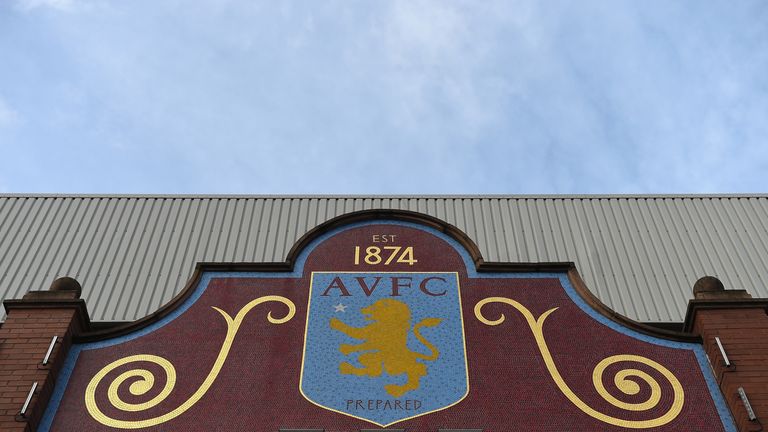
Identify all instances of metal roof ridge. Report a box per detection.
[1,193,767,199]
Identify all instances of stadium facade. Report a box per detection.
[0,195,766,431]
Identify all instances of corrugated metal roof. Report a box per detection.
[1,195,767,323]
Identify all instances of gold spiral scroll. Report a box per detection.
[85,295,296,429]
[474,297,685,429]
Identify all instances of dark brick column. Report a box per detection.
[684,276,768,432]
[0,278,89,432]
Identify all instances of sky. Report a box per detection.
[0,0,767,195]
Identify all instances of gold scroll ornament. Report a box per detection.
[474,297,685,429]
[85,295,296,429]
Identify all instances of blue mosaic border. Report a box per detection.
[39,220,736,431]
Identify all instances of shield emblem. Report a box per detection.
[300,272,469,427]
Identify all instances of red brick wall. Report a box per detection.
[0,294,86,432]
[691,306,768,432]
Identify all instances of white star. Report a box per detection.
[334,303,347,312]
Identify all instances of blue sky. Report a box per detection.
[0,0,766,194]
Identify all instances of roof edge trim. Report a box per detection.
[3,193,768,199]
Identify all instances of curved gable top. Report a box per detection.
[1,194,767,322]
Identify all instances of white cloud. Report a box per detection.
[374,2,499,135]
[0,98,20,127]
[384,1,468,65]
[14,0,75,12]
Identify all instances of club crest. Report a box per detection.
[300,272,469,427]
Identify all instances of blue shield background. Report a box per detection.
[301,272,468,426]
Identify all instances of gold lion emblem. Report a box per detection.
[329,298,442,397]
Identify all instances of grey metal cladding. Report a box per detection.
[1,195,767,323]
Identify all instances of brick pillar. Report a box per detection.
[0,277,89,432]
[684,276,768,432]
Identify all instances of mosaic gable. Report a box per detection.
[41,218,735,431]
